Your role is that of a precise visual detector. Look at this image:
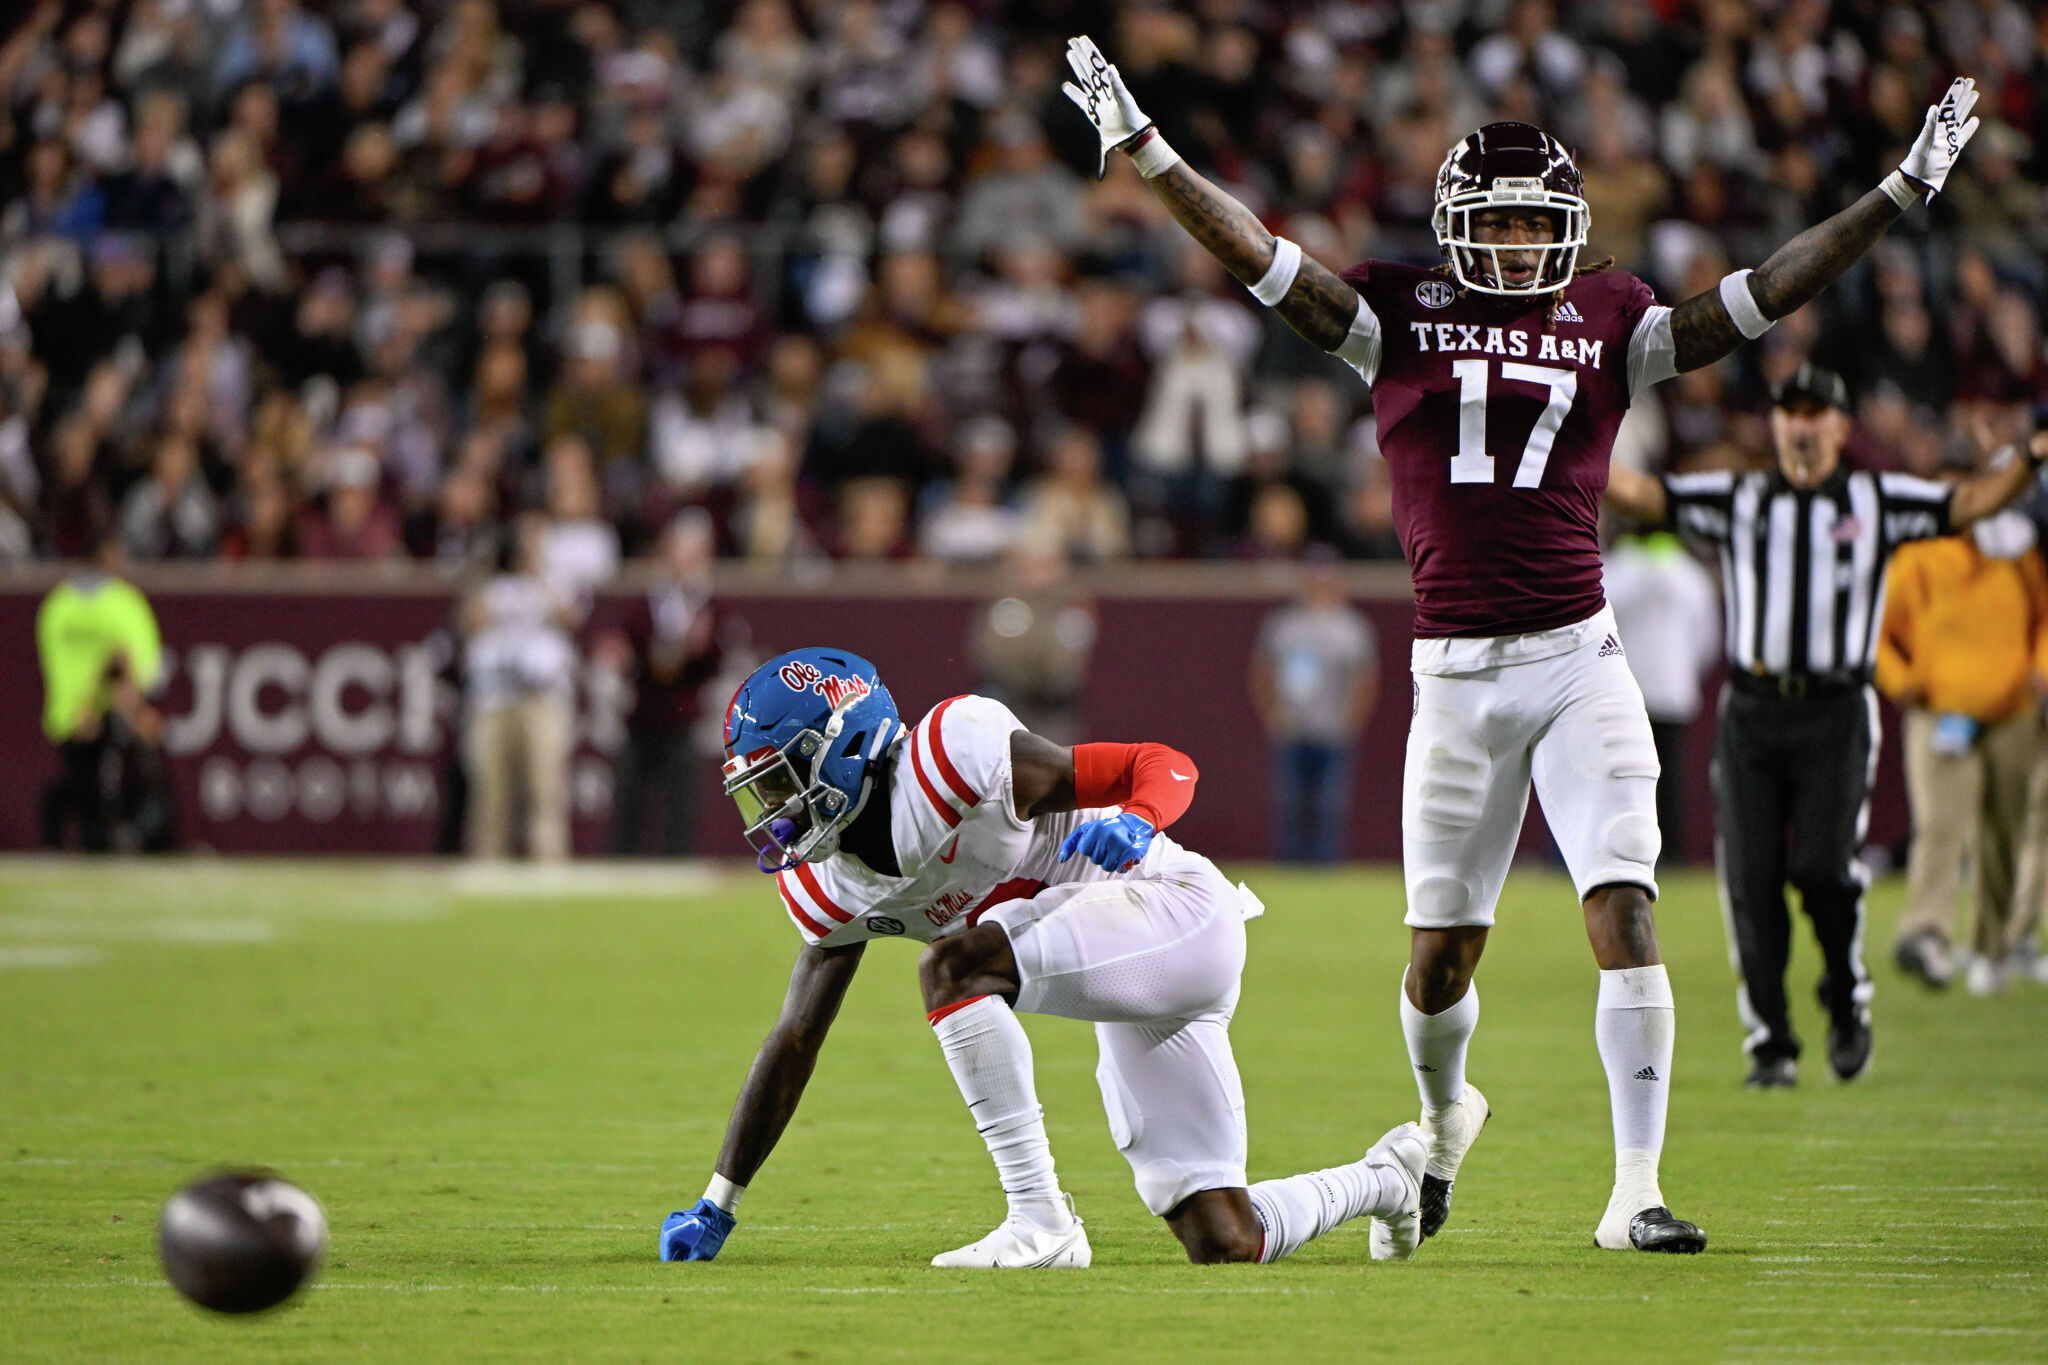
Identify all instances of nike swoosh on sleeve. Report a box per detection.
[938,836,961,864]
[1169,770,1192,781]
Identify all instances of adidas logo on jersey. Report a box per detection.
[1555,300,1585,323]
[1633,1065,1659,1081]
[1598,633,1624,658]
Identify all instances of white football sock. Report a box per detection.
[1247,1160,1407,1263]
[930,995,1069,1232]
[1595,965,1674,1205]
[1400,970,1478,1115]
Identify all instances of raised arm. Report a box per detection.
[1140,162,1359,352]
[1667,78,1981,374]
[1950,432,2048,529]
[1062,35,1358,355]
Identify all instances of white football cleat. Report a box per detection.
[1417,1083,1490,1240]
[930,1202,1090,1269]
[1366,1121,1429,1261]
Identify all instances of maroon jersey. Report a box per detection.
[1336,262,1669,638]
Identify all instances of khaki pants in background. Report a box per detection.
[1895,707,2048,957]
[465,692,573,861]
[2011,753,2048,954]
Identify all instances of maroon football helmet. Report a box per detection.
[1432,122,1590,297]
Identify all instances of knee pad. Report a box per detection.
[1102,1096,1240,1217]
[1132,1159,1202,1218]
[1604,812,1662,868]
[1410,874,1474,924]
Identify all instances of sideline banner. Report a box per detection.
[9,593,463,853]
[2,589,677,856]
[2,582,1890,860]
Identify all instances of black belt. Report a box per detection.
[1727,670,1865,700]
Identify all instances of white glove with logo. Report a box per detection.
[1899,76,1980,195]
[1061,34,1152,179]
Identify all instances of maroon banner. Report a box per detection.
[3,593,459,854]
[0,582,1906,863]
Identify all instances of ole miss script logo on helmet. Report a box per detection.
[777,660,873,710]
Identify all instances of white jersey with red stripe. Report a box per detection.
[775,694,1198,947]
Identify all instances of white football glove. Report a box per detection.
[1898,76,1980,195]
[1061,34,1151,179]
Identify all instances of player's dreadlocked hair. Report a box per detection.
[1432,256,1617,330]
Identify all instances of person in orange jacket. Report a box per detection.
[1878,484,2048,995]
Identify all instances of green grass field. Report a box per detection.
[2,858,2044,1363]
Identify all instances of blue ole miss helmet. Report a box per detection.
[722,647,903,872]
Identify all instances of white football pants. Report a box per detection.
[1404,604,1662,928]
[981,854,1255,1215]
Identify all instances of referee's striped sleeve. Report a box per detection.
[1874,471,1954,542]
[1661,469,1738,541]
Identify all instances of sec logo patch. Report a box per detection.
[867,916,906,936]
[1416,280,1455,309]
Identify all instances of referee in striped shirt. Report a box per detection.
[1607,365,2044,1088]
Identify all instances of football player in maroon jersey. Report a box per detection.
[1065,33,1981,1255]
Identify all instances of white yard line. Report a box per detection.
[449,861,738,899]
[0,946,101,968]
[0,916,275,943]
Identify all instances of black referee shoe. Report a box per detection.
[1745,1056,1797,1089]
[1828,1013,1872,1081]
[1628,1207,1707,1254]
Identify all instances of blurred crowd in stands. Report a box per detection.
[2,0,2046,581]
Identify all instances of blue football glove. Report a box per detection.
[659,1200,736,1262]
[1058,812,1155,872]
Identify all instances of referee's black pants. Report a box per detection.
[1710,684,1876,1064]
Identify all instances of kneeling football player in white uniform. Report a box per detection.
[659,647,1438,1268]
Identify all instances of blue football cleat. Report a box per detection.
[660,1200,736,1262]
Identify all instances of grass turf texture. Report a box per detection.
[1,860,2044,1364]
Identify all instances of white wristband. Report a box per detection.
[1249,238,1302,307]
[1879,169,1924,210]
[1125,129,1181,179]
[1718,269,1774,340]
[704,1174,746,1214]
